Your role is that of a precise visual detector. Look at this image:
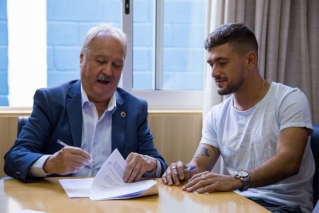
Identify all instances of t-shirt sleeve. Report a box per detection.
[200,108,219,148]
[278,89,313,134]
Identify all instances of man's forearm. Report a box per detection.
[248,152,302,188]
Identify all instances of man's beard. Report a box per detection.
[216,76,245,96]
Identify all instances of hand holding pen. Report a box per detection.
[43,139,93,175]
[57,140,94,162]
[173,165,196,176]
[162,163,197,186]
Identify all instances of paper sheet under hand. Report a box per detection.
[89,149,158,200]
[59,178,94,198]
[59,149,158,200]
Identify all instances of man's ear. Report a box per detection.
[80,53,84,66]
[246,51,257,69]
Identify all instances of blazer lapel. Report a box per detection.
[112,90,126,153]
[66,80,83,148]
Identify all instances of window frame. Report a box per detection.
[121,0,204,110]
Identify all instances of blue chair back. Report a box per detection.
[311,124,319,206]
[17,116,29,136]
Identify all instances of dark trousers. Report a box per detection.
[248,197,303,213]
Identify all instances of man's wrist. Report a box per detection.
[30,155,51,177]
[147,156,157,172]
[43,156,53,174]
[233,170,250,191]
[233,177,244,190]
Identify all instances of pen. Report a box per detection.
[173,165,196,176]
[57,139,94,162]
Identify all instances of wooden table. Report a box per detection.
[0,177,270,213]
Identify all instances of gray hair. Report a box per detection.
[81,23,127,58]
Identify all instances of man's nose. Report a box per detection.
[211,66,220,78]
[102,63,112,75]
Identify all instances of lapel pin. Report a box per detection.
[121,112,126,117]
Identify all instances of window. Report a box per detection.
[123,0,205,109]
[1,0,206,110]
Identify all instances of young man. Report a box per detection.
[162,23,314,213]
[5,24,167,183]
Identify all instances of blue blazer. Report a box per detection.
[4,80,167,181]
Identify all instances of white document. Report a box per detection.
[59,149,158,200]
[59,178,94,198]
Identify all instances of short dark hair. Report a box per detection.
[204,23,258,56]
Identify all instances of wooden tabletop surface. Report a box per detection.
[0,177,270,213]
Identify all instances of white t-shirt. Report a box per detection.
[201,82,315,213]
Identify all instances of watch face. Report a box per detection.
[236,170,249,177]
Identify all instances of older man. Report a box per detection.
[5,24,167,183]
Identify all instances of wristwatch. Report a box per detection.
[234,170,250,191]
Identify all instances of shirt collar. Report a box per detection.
[80,84,117,112]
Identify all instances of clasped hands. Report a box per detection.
[43,147,157,183]
[162,161,242,193]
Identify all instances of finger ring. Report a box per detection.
[201,174,206,180]
[171,167,176,169]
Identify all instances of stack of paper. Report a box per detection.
[59,149,158,200]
